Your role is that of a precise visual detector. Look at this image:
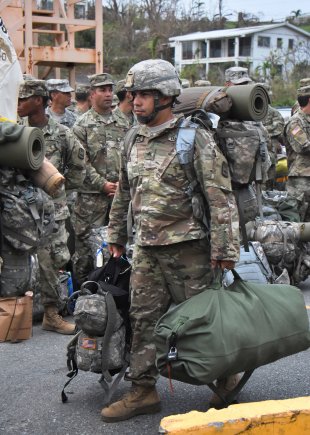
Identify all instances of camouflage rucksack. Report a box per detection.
[215,120,270,187]
[246,220,310,284]
[61,256,131,405]
[0,168,55,253]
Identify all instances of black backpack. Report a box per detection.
[61,256,131,405]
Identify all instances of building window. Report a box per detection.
[239,37,251,56]
[277,38,283,48]
[257,36,270,48]
[228,38,235,57]
[200,41,207,58]
[210,39,221,57]
[275,64,283,75]
[182,41,193,60]
[288,39,294,49]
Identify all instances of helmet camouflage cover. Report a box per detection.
[124,59,182,97]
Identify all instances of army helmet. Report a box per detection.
[124,59,182,97]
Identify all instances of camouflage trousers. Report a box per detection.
[286,177,310,222]
[73,192,111,284]
[37,219,70,308]
[125,238,212,387]
[0,241,31,297]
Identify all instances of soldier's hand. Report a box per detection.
[108,243,126,258]
[103,181,118,197]
[211,259,235,270]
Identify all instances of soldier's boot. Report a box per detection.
[209,374,241,409]
[42,305,76,335]
[101,384,161,422]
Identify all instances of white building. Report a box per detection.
[169,23,310,78]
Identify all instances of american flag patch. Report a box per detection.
[292,126,301,136]
[81,338,97,350]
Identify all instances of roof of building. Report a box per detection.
[169,22,310,42]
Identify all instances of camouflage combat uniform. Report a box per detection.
[46,79,77,128]
[22,116,86,307]
[285,107,310,222]
[46,106,77,129]
[72,107,129,283]
[107,115,240,386]
[263,105,285,189]
[113,105,135,128]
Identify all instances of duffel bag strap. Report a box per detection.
[207,369,255,407]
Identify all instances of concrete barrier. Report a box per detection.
[159,396,310,434]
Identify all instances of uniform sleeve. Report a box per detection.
[286,118,310,154]
[267,108,285,137]
[63,129,86,190]
[194,128,240,262]
[107,144,131,247]
[72,120,108,191]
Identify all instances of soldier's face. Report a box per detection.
[18,96,39,117]
[132,90,172,126]
[132,91,155,117]
[52,91,72,108]
[92,86,113,113]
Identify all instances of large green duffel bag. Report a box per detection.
[154,270,310,386]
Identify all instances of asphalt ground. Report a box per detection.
[0,281,309,435]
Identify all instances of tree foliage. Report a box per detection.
[75,0,310,104]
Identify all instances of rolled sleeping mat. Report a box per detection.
[174,84,269,122]
[174,86,232,117]
[0,124,45,170]
[27,157,65,197]
[225,83,270,121]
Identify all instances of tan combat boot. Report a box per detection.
[42,305,76,335]
[209,374,241,409]
[101,384,161,422]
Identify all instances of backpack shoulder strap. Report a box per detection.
[176,118,210,230]
[61,331,82,403]
[176,118,200,195]
[123,125,140,161]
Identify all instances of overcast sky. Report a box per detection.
[183,0,310,22]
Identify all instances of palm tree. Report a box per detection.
[291,9,302,19]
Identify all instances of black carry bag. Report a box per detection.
[154,270,310,406]
[62,256,131,405]
[87,255,131,325]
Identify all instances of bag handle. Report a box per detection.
[231,269,243,281]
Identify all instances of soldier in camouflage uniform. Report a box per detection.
[285,85,310,222]
[101,59,240,422]
[18,79,86,334]
[46,79,77,128]
[262,86,285,190]
[72,73,129,285]
[113,79,135,128]
[74,83,91,118]
[291,78,310,116]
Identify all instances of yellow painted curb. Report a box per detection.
[159,396,310,434]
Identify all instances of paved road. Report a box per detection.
[1,281,309,435]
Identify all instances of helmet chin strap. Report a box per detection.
[137,92,172,125]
